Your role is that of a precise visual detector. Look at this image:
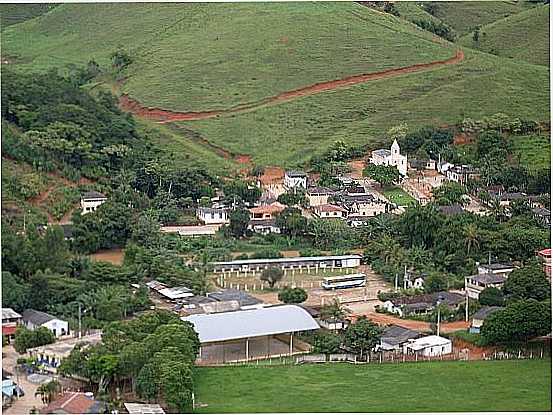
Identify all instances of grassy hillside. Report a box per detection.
[510,134,552,171]
[194,360,552,413]
[460,5,550,66]
[0,4,57,29]
[181,49,550,166]
[428,1,537,36]
[2,2,456,112]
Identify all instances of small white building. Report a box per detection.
[284,170,308,189]
[21,309,68,337]
[403,335,452,356]
[248,219,281,235]
[197,207,229,225]
[477,263,516,277]
[370,140,408,176]
[313,204,347,219]
[80,191,107,214]
[446,165,479,185]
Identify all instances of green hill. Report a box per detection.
[2,2,456,112]
[0,4,57,30]
[1,2,549,168]
[460,5,550,66]
[426,1,537,36]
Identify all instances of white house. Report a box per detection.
[403,335,452,356]
[21,309,68,337]
[476,263,516,277]
[284,170,307,189]
[312,204,347,219]
[446,165,479,185]
[196,207,229,225]
[306,187,332,207]
[370,140,408,176]
[80,191,107,215]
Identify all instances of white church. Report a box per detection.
[370,139,408,176]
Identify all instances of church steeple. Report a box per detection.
[391,139,400,155]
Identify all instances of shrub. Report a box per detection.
[278,287,308,304]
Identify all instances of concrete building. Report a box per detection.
[21,309,68,337]
[377,325,422,352]
[404,335,452,357]
[306,186,332,207]
[284,171,307,189]
[248,219,281,235]
[183,305,319,364]
[2,308,22,342]
[312,203,347,219]
[80,191,107,214]
[465,273,507,300]
[370,140,408,176]
[476,263,516,277]
[196,207,229,225]
[537,248,551,278]
[249,202,286,220]
[446,165,479,185]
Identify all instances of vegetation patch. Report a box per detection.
[510,134,551,171]
[380,186,416,207]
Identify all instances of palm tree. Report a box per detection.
[463,223,480,254]
[35,380,61,404]
[489,198,507,223]
[320,299,348,322]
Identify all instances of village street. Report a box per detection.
[3,345,46,414]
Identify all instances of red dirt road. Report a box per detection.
[119,49,464,123]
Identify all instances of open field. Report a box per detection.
[430,1,537,36]
[1,2,454,112]
[0,4,57,29]
[380,186,416,207]
[510,134,552,171]
[194,359,552,413]
[459,5,550,66]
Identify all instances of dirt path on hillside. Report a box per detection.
[119,49,464,123]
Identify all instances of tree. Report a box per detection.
[1,271,29,311]
[363,164,400,187]
[260,267,284,288]
[111,48,133,70]
[472,26,480,42]
[343,316,382,358]
[131,211,162,248]
[398,204,442,249]
[433,182,468,206]
[320,299,347,322]
[502,264,550,301]
[35,380,61,404]
[481,299,551,344]
[387,123,408,142]
[277,191,308,207]
[228,208,250,238]
[312,332,342,355]
[14,326,55,354]
[478,287,504,306]
[423,273,448,293]
[275,207,308,237]
[278,287,308,304]
[463,223,480,255]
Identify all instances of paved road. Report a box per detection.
[3,345,46,414]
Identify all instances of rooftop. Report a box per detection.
[2,308,22,320]
[373,149,391,157]
[22,309,63,326]
[380,325,421,346]
[249,202,286,215]
[285,170,307,178]
[40,392,104,414]
[473,306,504,321]
[406,335,451,351]
[212,254,362,266]
[28,333,102,358]
[468,274,507,284]
[124,403,166,414]
[316,203,347,213]
[478,263,515,271]
[81,191,106,200]
[390,291,464,307]
[182,305,319,343]
[158,286,194,300]
[438,205,464,216]
[207,289,262,307]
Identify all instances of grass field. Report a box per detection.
[194,359,552,413]
[380,186,416,207]
[459,5,550,66]
[430,1,537,36]
[181,48,549,166]
[510,134,552,171]
[1,2,454,112]
[0,4,57,29]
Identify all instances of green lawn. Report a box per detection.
[510,134,552,171]
[194,359,552,413]
[459,5,550,66]
[380,186,416,207]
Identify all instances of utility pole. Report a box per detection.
[78,303,82,339]
[394,273,398,292]
[465,277,469,322]
[437,304,441,337]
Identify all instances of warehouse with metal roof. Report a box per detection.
[182,305,319,363]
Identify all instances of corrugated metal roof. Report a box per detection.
[182,305,319,343]
[2,308,22,320]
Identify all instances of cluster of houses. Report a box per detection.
[2,308,69,342]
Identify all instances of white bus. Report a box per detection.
[321,273,366,290]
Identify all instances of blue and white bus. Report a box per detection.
[321,273,366,290]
